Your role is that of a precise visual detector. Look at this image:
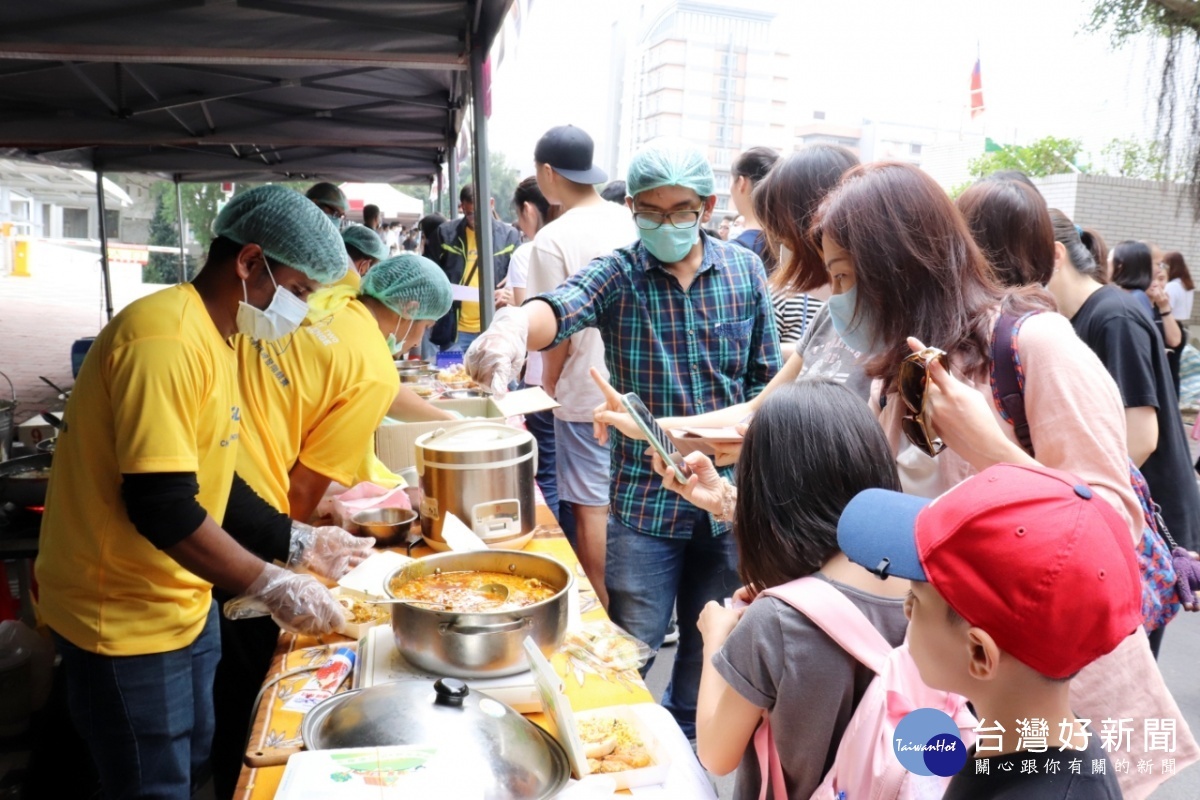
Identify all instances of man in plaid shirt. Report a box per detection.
[466,139,781,737]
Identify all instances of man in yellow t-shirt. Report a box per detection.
[236,252,454,521]
[212,253,452,796]
[34,186,371,800]
[427,184,521,353]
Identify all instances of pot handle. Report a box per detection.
[439,617,531,636]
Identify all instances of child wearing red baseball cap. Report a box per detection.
[837,463,1140,798]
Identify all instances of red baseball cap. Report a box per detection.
[838,463,1142,679]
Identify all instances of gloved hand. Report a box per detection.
[287,521,375,580]
[464,306,529,396]
[223,562,346,635]
[1172,547,1200,611]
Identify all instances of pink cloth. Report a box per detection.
[316,482,412,532]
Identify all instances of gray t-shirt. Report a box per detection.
[713,576,908,800]
[795,304,871,400]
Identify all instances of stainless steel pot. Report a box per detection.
[302,679,570,800]
[415,422,536,547]
[383,550,571,678]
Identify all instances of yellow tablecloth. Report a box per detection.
[234,527,655,800]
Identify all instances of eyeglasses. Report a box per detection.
[632,208,703,230]
[899,346,948,458]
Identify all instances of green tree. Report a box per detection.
[457,150,522,223]
[968,136,1089,180]
[143,185,184,284]
[1089,0,1200,214]
[1099,137,1176,180]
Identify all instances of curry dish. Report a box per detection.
[388,570,557,612]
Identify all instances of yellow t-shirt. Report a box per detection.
[35,284,240,656]
[237,298,401,513]
[458,226,481,334]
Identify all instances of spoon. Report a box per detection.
[368,597,449,610]
[477,583,510,604]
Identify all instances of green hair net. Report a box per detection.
[213,185,349,284]
[626,138,715,198]
[360,253,452,320]
[342,224,389,263]
[305,181,349,213]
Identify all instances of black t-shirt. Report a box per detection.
[944,737,1122,800]
[1070,285,1200,551]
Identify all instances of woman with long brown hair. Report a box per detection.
[813,162,1139,533]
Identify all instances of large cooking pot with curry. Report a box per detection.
[384,550,571,678]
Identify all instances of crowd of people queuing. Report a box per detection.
[26,115,1200,800]
[460,127,1200,798]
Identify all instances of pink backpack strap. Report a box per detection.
[754,714,788,800]
[750,577,895,800]
[760,576,892,675]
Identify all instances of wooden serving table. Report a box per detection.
[233,507,656,800]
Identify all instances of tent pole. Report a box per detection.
[436,170,444,219]
[469,40,494,331]
[174,175,187,283]
[94,162,115,321]
[448,145,458,219]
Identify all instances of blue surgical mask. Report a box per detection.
[236,256,309,342]
[639,224,700,264]
[826,286,878,355]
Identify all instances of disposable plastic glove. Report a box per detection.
[287,521,375,580]
[464,306,529,396]
[223,562,346,635]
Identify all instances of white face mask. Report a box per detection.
[236,255,309,341]
[386,316,416,356]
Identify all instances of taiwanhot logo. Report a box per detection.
[892,708,968,778]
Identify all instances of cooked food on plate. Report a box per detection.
[578,716,653,773]
[337,596,390,625]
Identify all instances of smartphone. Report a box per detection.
[620,392,690,483]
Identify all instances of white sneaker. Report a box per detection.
[662,620,679,646]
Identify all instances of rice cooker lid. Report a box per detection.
[419,423,533,453]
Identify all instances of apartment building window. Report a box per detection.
[910,143,923,156]
[714,172,732,192]
[717,100,735,120]
[718,76,736,95]
[713,148,731,166]
[716,124,733,146]
[720,51,737,72]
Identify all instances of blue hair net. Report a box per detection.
[342,224,389,263]
[626,138,715,198]
[213,185,348,284]
[360,253,452,320]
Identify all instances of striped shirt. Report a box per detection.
[772,291,824,344]
[538,233,782,537]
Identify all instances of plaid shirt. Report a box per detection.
[538,233,781,537]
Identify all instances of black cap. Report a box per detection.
[534,125,608,185]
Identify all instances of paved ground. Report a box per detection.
[0,257,160,430]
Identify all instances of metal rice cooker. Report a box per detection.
[415,422,536,547]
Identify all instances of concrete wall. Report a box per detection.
[1033,174,1200,264]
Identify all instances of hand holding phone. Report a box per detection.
[619,392,690,483]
